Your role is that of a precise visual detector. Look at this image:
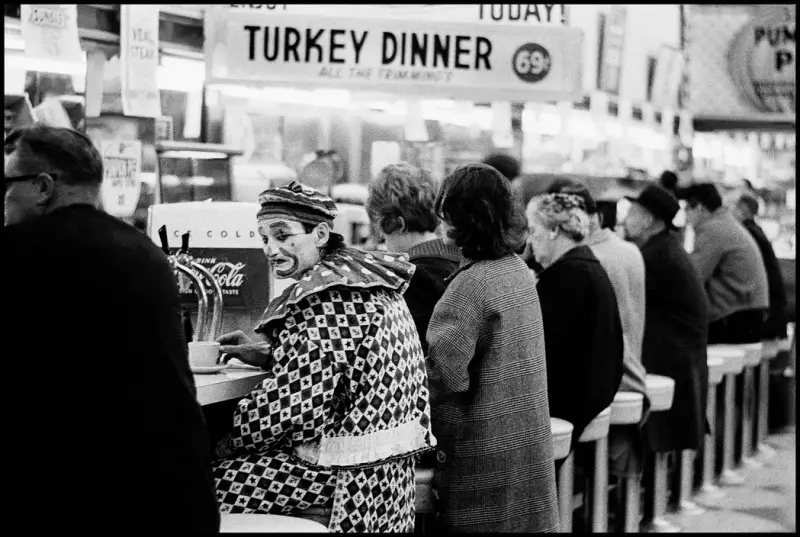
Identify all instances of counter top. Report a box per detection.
[194,368,268,406]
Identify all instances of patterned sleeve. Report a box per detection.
[229,292,342,453]
[426,270,486,393]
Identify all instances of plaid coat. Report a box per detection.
[427,253,559,533]
[214,248,436,532]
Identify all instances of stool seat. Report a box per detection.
[550,417,574,460]
[220,513,329,533]
[721,343,762,366]
[646,375,675,411]
[761,339,780,361]
[708,357,725,385]
[708,346,745,374]
[578,407,611,442]
[610,391,644,425]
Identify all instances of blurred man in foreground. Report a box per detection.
[4,125,219,530]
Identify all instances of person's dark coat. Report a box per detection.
[536,245,624,446]
[4,205,220,531]
[639,230,709,451]
[741,218,788,339]
[404,238,461,354]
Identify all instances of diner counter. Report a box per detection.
[194,368,268,406]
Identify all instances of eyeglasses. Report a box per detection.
[3,173,58,194]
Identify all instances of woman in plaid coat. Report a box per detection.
[214,182,436,532]
[427,164,559,533]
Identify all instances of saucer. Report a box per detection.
[191,364,229,374]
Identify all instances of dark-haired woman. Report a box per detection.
[212,182,436,532]
[426,163,559,533]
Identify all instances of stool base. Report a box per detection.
[694,483,726,504]
[670,500,706,516]
[718,469,745,486]
[740,455,763,469]
[641,517,682,533]
[754,442,776,463]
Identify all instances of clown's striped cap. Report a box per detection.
[257,181,338,225]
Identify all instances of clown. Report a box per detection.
[214,181,435,532]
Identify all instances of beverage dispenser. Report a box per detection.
[147,202,290,340]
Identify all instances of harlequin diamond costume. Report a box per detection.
[213,182,436,532]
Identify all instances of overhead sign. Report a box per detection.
[20,5,84,71]
[597,5,626,95]
[101,140,142,218]
[686,5,795,119]
[728,16,795,114]
[205,9,583,102]
[224,4,568,26]
[120,5,161,117]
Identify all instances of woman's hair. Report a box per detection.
[435,163,527,260]
[527,193,590,242]
[680,183,723,212]
[481,153,521,182]
[366,163,439,235]
[301,223,346,256]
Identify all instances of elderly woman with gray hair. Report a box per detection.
[526,193,624,449]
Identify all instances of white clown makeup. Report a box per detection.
[258,218,323,280]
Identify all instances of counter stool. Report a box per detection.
[708,345,746,487]
[755,339,781,463]
[734,343,764,469]
[694,356,726,504]
[609,392,644,533]
[641,375,677,533]
[221,513,329,533]
[414,467,435,532]
[576,407,612,533]
[671,449,705,516]
[551,417,574,533]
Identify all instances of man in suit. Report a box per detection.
[681,183,769,344]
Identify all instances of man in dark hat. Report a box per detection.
[623,185,710,512]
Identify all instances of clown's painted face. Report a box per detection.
[257,218,327,280]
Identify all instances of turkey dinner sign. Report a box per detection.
[204,8,583,102]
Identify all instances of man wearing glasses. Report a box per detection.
[3,125,220,531]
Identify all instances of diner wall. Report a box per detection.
[568,4,682,102]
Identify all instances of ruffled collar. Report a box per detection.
[255,247,415,332]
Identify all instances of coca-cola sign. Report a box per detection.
[728,15,795,114]
[178,248,270,310]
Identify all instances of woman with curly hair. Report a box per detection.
[366,163,462,355]
[527,192,624,449]
[426,163,559,533]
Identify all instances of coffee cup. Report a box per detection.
[189,341,221,369]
